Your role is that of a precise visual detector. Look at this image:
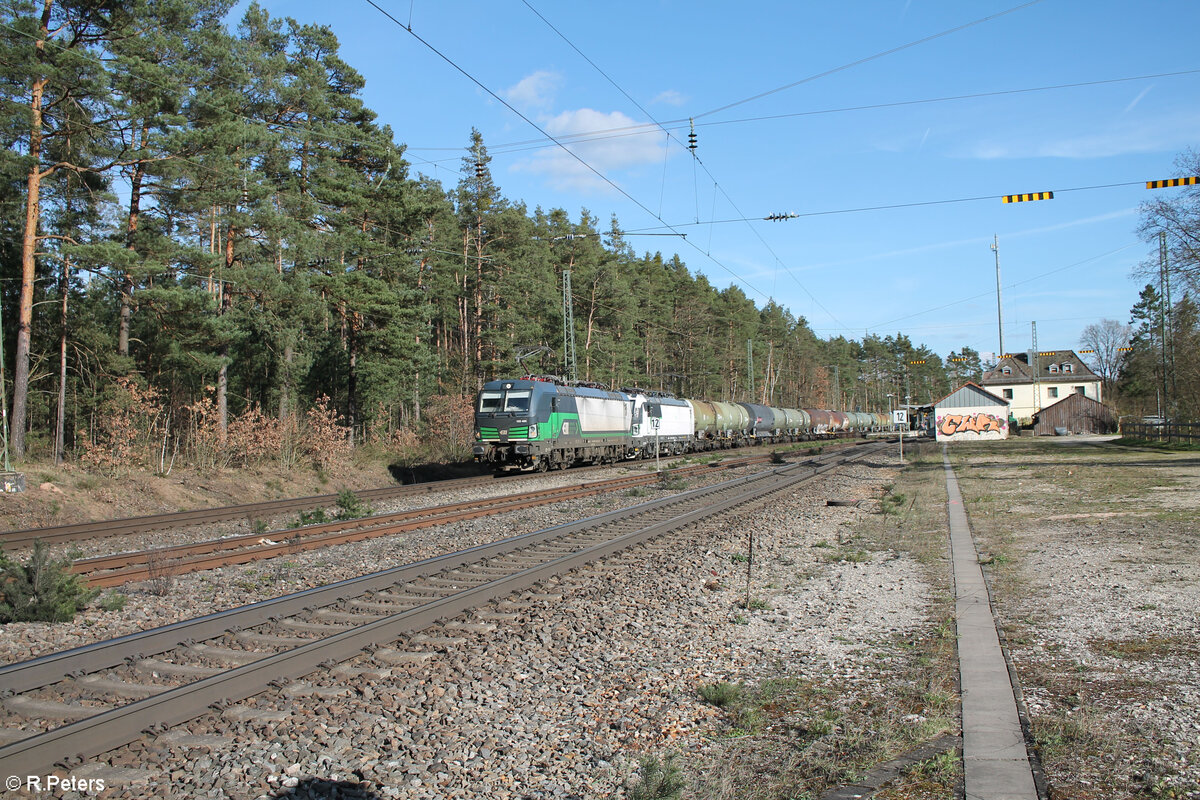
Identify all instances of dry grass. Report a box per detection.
[948,437,1200,800]
[686,440,961,799]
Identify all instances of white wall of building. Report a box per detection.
[988,380,1102,424]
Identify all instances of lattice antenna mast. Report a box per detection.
[991,235,1005,358]
[746,339,754,401]
[1031,321,1041,414]
[562,270,578,382]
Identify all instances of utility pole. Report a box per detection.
[1159,231,1173,418]
[991,235,1005,357]
[562,269,577,382]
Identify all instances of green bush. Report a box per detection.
[0,542,99,623]
[335,489,374,520]
[699,681,742,708]
[98,593,128,612]
[627,753,685,800]
[292,508,328,528]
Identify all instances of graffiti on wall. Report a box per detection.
[938,412,1005,438]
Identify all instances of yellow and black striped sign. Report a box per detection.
[1002,191,1054,203]
[1146,176,1200,189]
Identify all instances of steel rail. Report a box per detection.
[71,453,788,587]
[1,447,792,550]
[0,476,498,549]
[0,442,884,777]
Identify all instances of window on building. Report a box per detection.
[1063,363,1073,373]
[1003,388,1013,399]
[1002,367,1012,376]
[1048,387,1058,398]
[1074,386,1086,395]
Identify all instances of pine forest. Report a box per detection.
[0,1,1194,474]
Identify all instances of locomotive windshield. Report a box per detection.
[478,388,532,414]
[503,390,531,413]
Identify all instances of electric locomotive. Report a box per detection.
[472,376,633,472]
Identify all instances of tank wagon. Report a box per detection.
[473,376,888,473]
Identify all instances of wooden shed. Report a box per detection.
[1032,392,1117,436]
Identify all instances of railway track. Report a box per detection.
[0,440,885,779]
[0,442,823,551]
[71,451,790,588]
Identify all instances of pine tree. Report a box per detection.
[2,0,120,458]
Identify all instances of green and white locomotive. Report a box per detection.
[472,377,633,472]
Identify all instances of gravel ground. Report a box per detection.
[4,452,946,799]
[954,438,1200,799]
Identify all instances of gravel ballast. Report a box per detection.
[3,452,950,799]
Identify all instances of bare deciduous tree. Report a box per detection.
[1079,319,1131,396]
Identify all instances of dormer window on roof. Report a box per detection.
[1063,363,1073,373]
[1048,364,1059,374]
[1002,366,1012,376]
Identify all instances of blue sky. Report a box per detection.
[255,0,1200,361]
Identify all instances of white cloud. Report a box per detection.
[651,89,686,107]
[514,108,667,192]
[502,70,563,111]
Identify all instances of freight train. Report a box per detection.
[473,375,896,473]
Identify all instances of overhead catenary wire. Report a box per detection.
[867,241,1142,331]
[618,179,1150,234]
[518,0,850,332]
[693,0,1045,119]
[361,0,775,306]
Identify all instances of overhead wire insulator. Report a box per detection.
[687,117,697,152]
[475,161,485,179]
[764,212,798,222]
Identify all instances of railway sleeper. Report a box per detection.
[331,664,392,681]
[312,609,378,624]
[233,630,312,649]
[394,583,464,596]
[421,575,491,588]
[76,674,163,700]
[222,705,290,724]
[442,621,497,635]
[346,601,417,615]
[183,644,269,666]
[4,695,107,722]
[278,618,354,635]
[281,683,350,699]
[371,649,435,666]
[410,634,468,649]
[154,731,235,750]
[133,658,223,679]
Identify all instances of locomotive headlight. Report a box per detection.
[527,424,538,438]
